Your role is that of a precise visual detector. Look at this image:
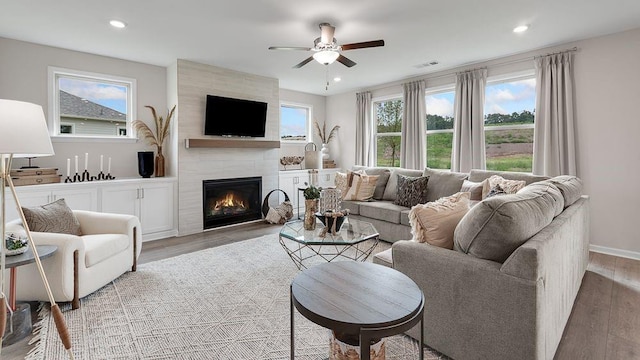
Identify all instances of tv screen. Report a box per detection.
[204,95,267,137]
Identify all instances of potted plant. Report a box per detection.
[303,183,322,230]
[133,105,176,177]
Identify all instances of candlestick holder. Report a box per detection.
[64,176,73,183]
[73,172,81,182]
[105,173,115,180]
[92,171,106,181]
[81,170,90,182]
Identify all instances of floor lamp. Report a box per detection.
[0,99,74,359]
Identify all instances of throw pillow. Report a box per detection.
[394,174,429,207]
[22,198,82,235]
[334,170,362,199]
[485,183,507,198]
[409,192,471,249]
[423,168,468,202]
[481,175,526,199]
[460,179,485,201]
[343,173,379,201]
[362,168,391,200]
[382,168,424,201]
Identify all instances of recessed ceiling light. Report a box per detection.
[513,25,529,33]
[333,77,341,82]
[110,20,127,29]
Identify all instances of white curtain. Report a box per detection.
[533,52,577,176]
[452,69,487,172]
[355,91,374,166]
[400,80,426,170]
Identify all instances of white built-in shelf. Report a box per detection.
[185,138,280,149]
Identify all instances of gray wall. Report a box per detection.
[0,37,167,178]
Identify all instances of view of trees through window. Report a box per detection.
[375,99,402,167]
[484,78,536,172]
[374,77,535,172]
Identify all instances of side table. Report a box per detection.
[291,261,425,360]
[2,245,57,346]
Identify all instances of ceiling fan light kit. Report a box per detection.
[269,22,385,68]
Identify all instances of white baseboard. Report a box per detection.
[590,245,640,261]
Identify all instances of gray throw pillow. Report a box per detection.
[423,168,468,202]
[362,168,391,200]
[22,198,82,235]
[394,174,429,207]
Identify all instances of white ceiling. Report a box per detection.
[2,0,640,96]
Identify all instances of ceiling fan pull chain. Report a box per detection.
[325,66,329,91]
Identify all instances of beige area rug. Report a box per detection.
[28,235,448,359]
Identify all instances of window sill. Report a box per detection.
[51,135,139,144]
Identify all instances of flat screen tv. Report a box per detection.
[204,95,267,137]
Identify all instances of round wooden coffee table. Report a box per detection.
[290,261,425,360]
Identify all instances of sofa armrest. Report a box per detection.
[74,210,140,236]
[392,240,543,360]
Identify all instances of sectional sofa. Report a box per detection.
[342,166,589,360]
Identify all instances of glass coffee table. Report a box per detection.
[279,218,380,270]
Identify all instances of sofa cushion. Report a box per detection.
[453,187,559,263]
[460,179,485,201]
[400,209,411,226]
[409,192,471,249]
[382,168,424,201]
[423,168,468,202]
[22,198,82,236]
[518,181,564,217]
[359,201,407,224]
[481,175,526,199]
[343,173,379,201]
[549,175,583,208]
[394,174,429,207]
[372,248,393,268]
[341,200,362,215]
[469,169,548,185]
[83,233,130,267]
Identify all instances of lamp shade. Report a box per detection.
[0,99,54,157]
[313,51,340,65]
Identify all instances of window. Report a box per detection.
[49,67,136,138]
[425,90,455,169]
[280,103,311,142]
[375,98,403,167]
[484,76,536,172]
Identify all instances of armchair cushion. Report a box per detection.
[83,234,130,267]
[21,198,81,235]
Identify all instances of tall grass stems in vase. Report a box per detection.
[133,105,176,177]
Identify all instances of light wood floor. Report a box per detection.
[3,222,640,359]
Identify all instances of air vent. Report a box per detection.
[415,61,439,69]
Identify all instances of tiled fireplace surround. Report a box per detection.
[173,59,280,236]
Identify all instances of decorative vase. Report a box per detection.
[155,146,165,177]
[304,199,318,230]
[321,143,330,160]
[137,151,154,178]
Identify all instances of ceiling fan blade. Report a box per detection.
[268,46,312,51]
[319,23,336,44]
[341,40,385,51]
[336,55,356,68]
[293,56,314,68]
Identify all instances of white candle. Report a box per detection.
[108,157,112,174]
[66,158,70,177]
[100,155,104,172]
[74,155,78,173]
[84,153,88,170]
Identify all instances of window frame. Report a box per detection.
[372,94,403,167]
[279,101,312,143]
[48,67,137,142]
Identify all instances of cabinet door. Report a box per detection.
[53,188,98,212]
[3,188,51,221]
[139,182,174,235]
[100,184,140,217]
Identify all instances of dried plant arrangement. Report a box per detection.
[314,120,340,144]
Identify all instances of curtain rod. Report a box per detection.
[409,46,580,83]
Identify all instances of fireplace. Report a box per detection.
[203,177,262,229]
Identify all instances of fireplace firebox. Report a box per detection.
[203,177,262,229]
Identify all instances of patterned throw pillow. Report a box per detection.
[485,183,507,198]
[22,198,82,235]
[394,174,429,207]
[409,192,471,249]
[343,173,379,201]
[334,170,363,200]
[481,175,526,199]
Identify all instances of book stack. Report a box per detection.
[323,160,337,169]
[10,168,61,186]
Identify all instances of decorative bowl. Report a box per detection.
[5,231,29,256]
[315,212,347,232]
[6,245,29,256]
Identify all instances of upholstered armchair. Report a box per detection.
[7,210,141,309]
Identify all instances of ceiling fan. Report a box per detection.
[269,23,385,68]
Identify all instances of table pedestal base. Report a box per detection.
[2,303,32,346]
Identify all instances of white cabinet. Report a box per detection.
[3,178,176,242]
[4,185,98,222]
[278,169,340,218]
[100,180,175,241]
